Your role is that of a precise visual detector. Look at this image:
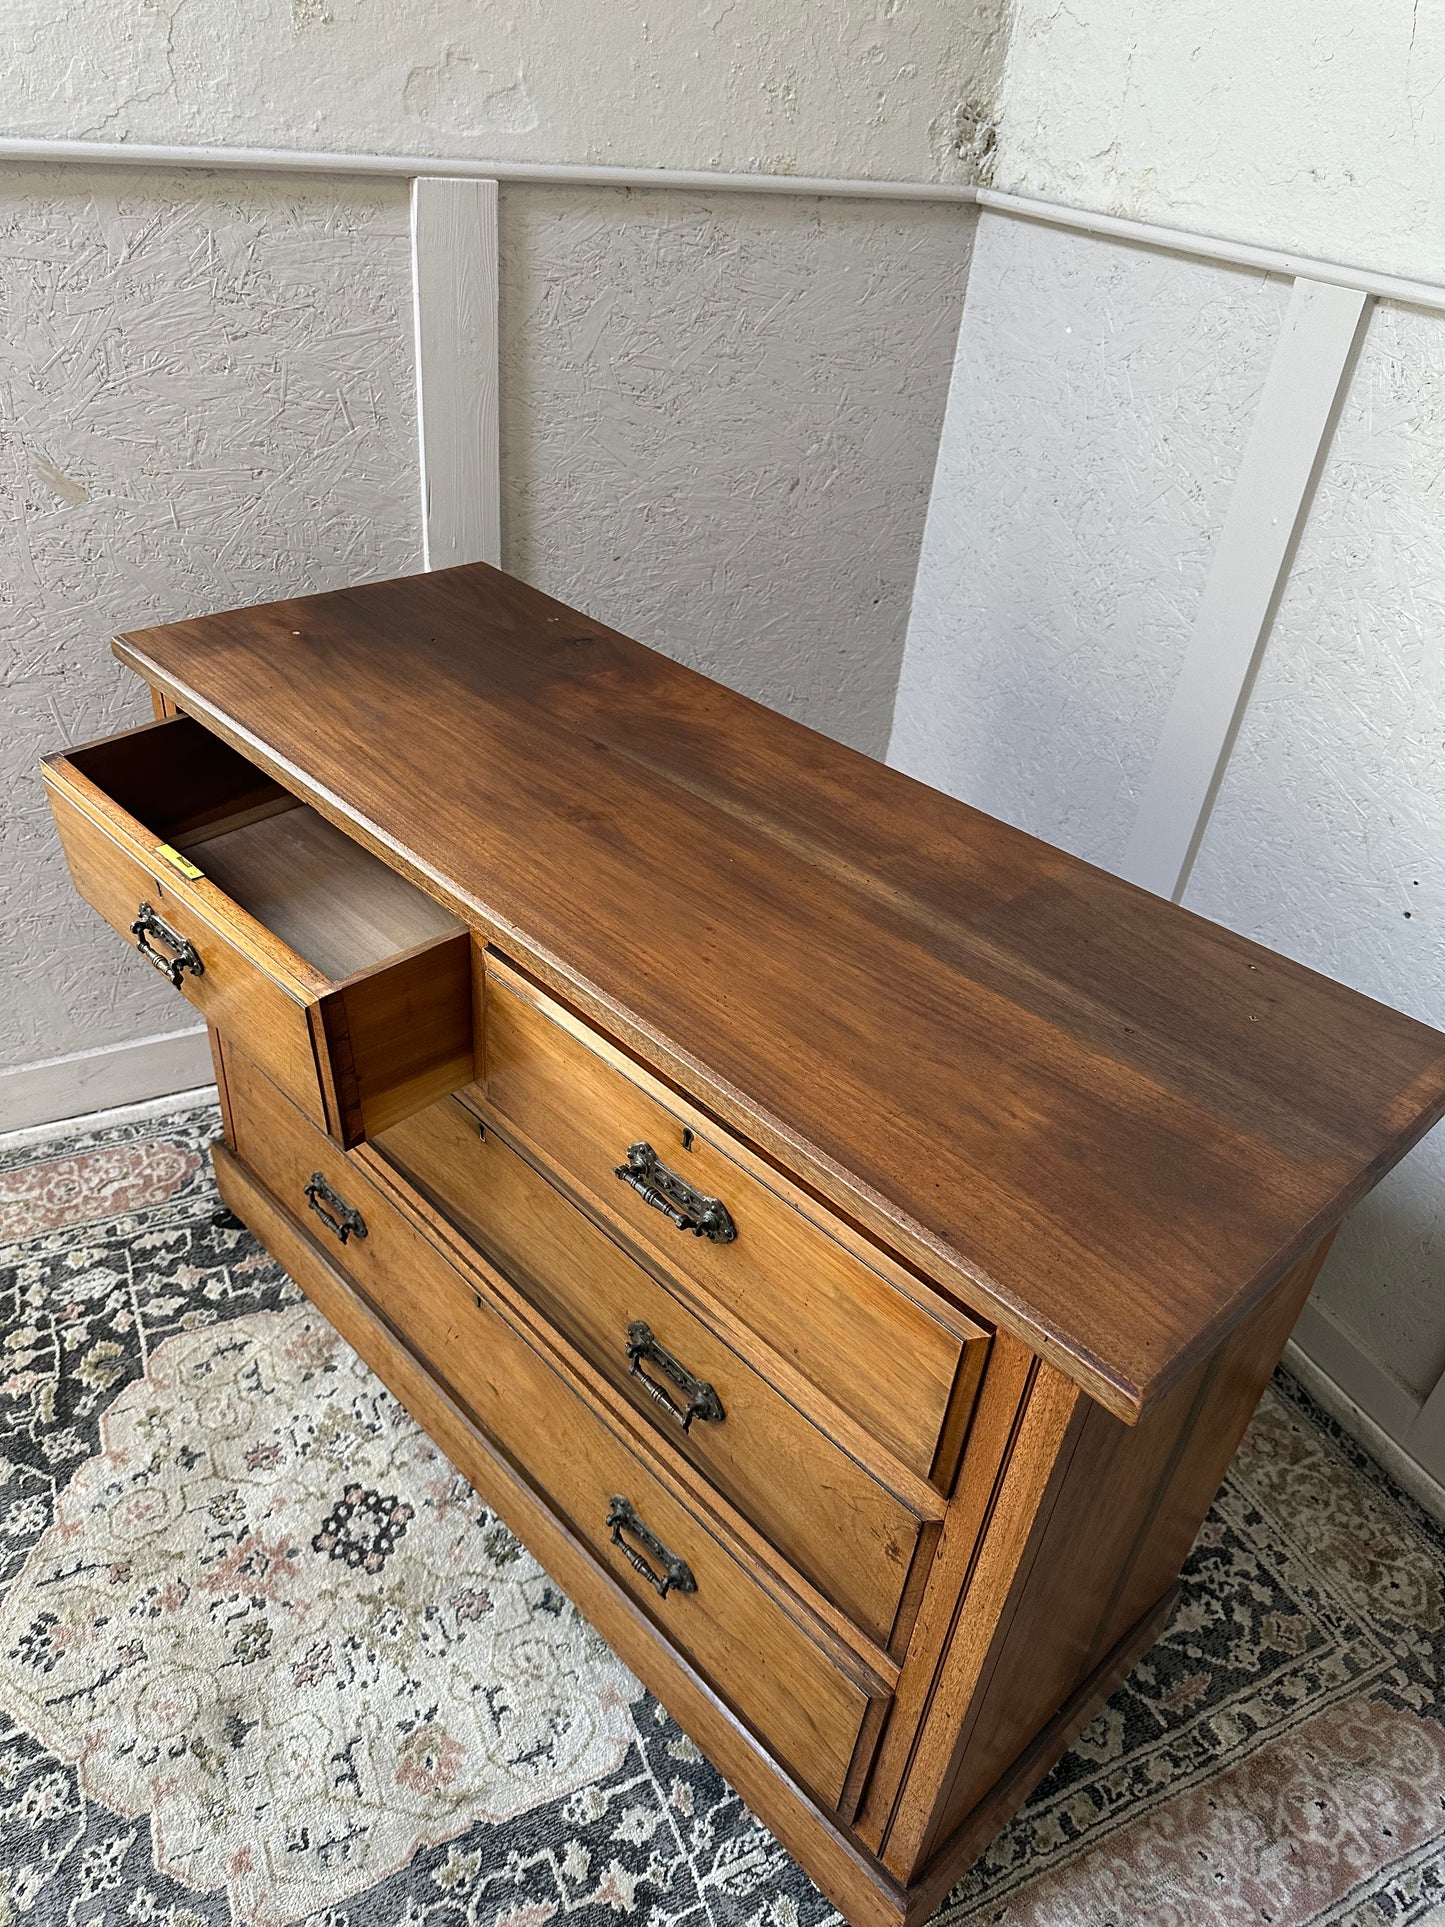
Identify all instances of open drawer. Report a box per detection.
[42,714,474,1147]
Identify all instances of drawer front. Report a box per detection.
[42,717,473,1147]
[375,1095,936,1649]
[480,957,987,1485]
[47,766,331,1129]
[223,1044,888,1811]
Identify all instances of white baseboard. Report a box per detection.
[1283,1335,1445,1528]
[0,1085,221,1154]
[1288,1298,1423,1443]
[0,1028,216,1135]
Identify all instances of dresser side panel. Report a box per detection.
[1085,1235,1333,1664]
[902,1235,1336,1880]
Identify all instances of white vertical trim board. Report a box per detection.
[0,1029,216,1135]
[411,177,501,571]
[1119,279,1374,901]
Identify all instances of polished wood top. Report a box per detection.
[115,563,1445,1421]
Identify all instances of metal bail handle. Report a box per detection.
[625,1320,725,1432]
[304,1172,368,1245]
[606,1495,697,1600]
[613,1142,737,1243]
[130,901,204,988]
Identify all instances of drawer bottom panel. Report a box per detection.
[220,1043,890,1813]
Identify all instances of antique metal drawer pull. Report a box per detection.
[304,1172,368,1245]
[130,902,204,988]
[625,1320,725,1432]
[614,1142,737,1243]
[606,1495,696,1600]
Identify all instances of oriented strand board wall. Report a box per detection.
[1,167,420,1087]
[2,168,971,1123]
[501,186,971,755]
[890,215,1288,863]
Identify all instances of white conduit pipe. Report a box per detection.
[975,188,1445,315]
[1,138,1440,313]
[0,135,975,203]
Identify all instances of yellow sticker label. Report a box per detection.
[156,843,204,881]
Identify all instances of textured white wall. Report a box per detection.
[890,215,1286,862]
[5,0,1008,185]
[995,0,1445,284]
[4,0,998,1130]
[2,166,420,1081]
[501,186,970,755]
[1186,300,1445,1403]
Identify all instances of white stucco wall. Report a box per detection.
[6,0,1009,185]
[995,0,1445,284]
[973,0,1445,1489]
[894,241,1445,1481]
[890,214,1287,864]
[882,0,1445,1494]
[1185,300,1445,1405]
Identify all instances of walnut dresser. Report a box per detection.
[42,564,1445,1926]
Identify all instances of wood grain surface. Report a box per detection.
[114,563,1445,1421]
[480,957,977,1482]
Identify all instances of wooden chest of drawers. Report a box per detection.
[43,563,1445,1926]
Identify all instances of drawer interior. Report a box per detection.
[67,717,461,981]
[178,804,459,982]
[48,714,475,1147]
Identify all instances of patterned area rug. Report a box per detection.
[1,1108,1443,1927]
